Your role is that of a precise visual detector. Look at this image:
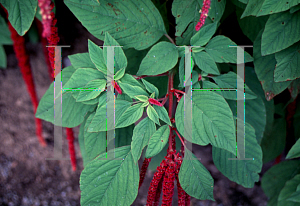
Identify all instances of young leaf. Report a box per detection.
[134,95,148,102]
[286,138,300,159]
[64,0,166,50]
[190,22,218,46]
[116,103,144,128]
[147,105,160,125]
[131,117,156,163]
[212,119,263,188]
[118,82,148,98]
[193,51,220,75]
[153,105,172,126]
[205,35,253,63]
[77,79,106,102]
[179,148,215,201]
[241,0,264,18]
[119,74,145,89]
[114,68,125,80]
[141,79,159,99]
[137,42,178,76]
[88,39,106,74]
[278,174,300,206]
[141,101,149,107]
[145,125,170,158]
[80,146,139,206]
[175,90,236,156]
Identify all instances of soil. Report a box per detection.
[0,2,272,205]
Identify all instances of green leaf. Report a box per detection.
[76,79,106,102]
[84,113,106,160]
[80,146,139,206]
[137,42,178,76]
[116,103,144,128]
[193,51,220,75]
[287,185,300,203]
[212,71,257,100]
[241,0,264,18]
[257,0,300,16]
[141,79,159,99]
[274,42,300,82]
[79,114,91,167]
[131,117,156,163]
[103,32,127,73]
[145,125,170,158]
[253,30,291,100]
[205,35,254,63]
[118,74,144,89]
[0,45,7,68]
[147,105,160,125]
[175,90,236,155]
[114,68,125,80]
[191,22,218,46]
[179,149,215,201]
[290,4,300,13]
[144,76,168,98]
[68,52,97,69]
[118,82,148,98]
[261,160,300,206]
[64,0,166,50]
[212,119,263,188]
[117,93,132,102]
[0,0,37,36]
[201,81,222,96]
[0,15,13,45]
[178,57,195,88]
[134,95,148,102]
[153,105,172,126]
[286,138,300,159]
[88,100,132,132]
[261,11,300,56]
[88,39,106,74]
[141,101,149,107]
[278,174,300,206]
[115,124,134,148]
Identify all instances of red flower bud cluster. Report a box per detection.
[149,98,163,107]
[38,0,52,38]
[195,0,211,31]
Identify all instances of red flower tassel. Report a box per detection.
[139,158,151,189]
[5,11,46,147]
[162,161,176,206]
[153,176,164,205]
[66,128,77,171]
[149,98,163,107]
[195,0,211,31]
[38,0,53,38]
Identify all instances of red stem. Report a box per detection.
[168,72,174,153]
[66,128,77,171]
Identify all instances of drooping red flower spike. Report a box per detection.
[139,158,151,189]
[195,0,211,31]
[66,127,77,171]
[149,98,163,107]
[5,10,47,147]
[162,161,176,206]
[38,0,53,38]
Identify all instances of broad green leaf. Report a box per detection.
[114,68,125,80]
[134,95,148,102]
[253,30,291,100]
[141,101,149,107]
[137,42,178,76]
[241,0,264,18]
[88,100,132,132]
[261,160,300,206]
[118,82,148,98]
[117,93,132,102]
[176,23,196,46]
[79,114,91,167]
[0,0,37,36]
[179,149,215,201]
[212,120,263,188]
[257,0,300,16]
[115,124,134,148]
[201,81,222,96]
[0,15,13,45]
[0,45,6,68]
[153,105,172,126]
[236,7,269,42]
[286,138,300,159]
[175,91,236,155]
[193,51,220,75]
[77,79,106,102]
[116,103,144,128]
[205,35,254,63]
[84,113,106,160]
[141,79,159,99]
[88,39,106,74]
[261,11,300,56]
[68,52,97,69]
[147,105,160,125]
[274,42,300,82]
[278,174,300,206]
[145,125,170,158]
[212,71,257,100]
[103,32,127,72]
[80,146,139,206]
[191,22,218,46]
[64,0,166,50]
[131,117,156,163]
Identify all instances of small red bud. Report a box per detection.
[149,98,163,107]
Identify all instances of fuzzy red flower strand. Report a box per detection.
[195,0,211,31]
[139,158,151,189]
[38,0,53,38]
[66,128,77,171]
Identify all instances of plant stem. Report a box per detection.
[133,72,169,80]
[164,34,176,45]
[174,129,185,148]
[168,71,175,152]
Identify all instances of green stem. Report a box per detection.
[164,33,176,45]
